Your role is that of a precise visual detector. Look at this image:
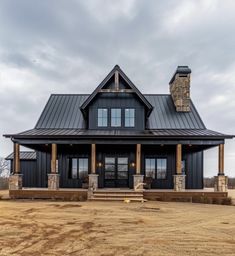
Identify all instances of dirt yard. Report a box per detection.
[0,197,235,256]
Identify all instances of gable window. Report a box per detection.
[69,158,88,181]
[98,108,108,127]
[111,108,121,127]
[145,158,167,180]
[125,108,135,127]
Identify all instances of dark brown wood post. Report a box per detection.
[176,144,182,174]
[13,143,20,174]
[136,144,141,174]
[218,144,224,175]
[51,143,57,173]
[91,144,96,174]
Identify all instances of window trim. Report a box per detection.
[111,108,122,127]
[124,108,135,128]
[156,158,167,180]
[69,157,89,181]
[97,108,108,127]
[144,157,168,180]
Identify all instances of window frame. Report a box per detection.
[144,157,168,180]
[97,108,108,127]
[124,108,135,128]
[145,158,156,179]
[69,157,89,181]
[111,108,122,127]
[156,158,167,180]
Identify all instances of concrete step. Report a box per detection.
[93,193,143,197]
[90,197,146,202]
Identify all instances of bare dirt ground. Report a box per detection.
[0,194,235,256]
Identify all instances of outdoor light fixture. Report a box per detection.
[189,144,192,147]
[97,162,102,167]
[160,144,164,147]
[130,162,135,167]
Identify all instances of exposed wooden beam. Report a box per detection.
[176,144,182,174]
[115,70,119,90]
[136,144,141,174]
[91,144,96,174]
[14,143,20,174]
[218,144,224,175]
[51,143,57,173]
[99,89,134,93]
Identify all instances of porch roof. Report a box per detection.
[4,128,233,140]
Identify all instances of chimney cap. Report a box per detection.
[169,66,191,84]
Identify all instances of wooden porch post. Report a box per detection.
[136,144,141,174]
[218,144,224,175]
[91,144,96,174]
[51,143,57,173]
[176,144,182,175]
[14,143,20,174]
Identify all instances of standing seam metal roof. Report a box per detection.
[35,94,205,129]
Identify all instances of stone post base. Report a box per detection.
[48,174,60,190]
[174,175,186,191]
[214,175,228,192]
[88,174,99,190]
[9,174,23,190]
[133,174,144,190]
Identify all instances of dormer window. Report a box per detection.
[125,108,135,127]
[111,108,121,127]
[98,108,108,127]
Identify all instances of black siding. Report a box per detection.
[88,93,145,130]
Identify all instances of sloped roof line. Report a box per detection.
[80,65,153,116]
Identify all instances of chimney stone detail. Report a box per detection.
[169,66,191,112]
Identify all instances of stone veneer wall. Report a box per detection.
[170,73,190,112]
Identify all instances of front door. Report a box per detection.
[104,156,129,187]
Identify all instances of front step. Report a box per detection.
[89,189,145,202]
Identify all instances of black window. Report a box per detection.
[98,108,108,127]
[145,158,167,180]
[156,158,167,179]
[181,160,186,175]
[125,108,135,127]
[111,108,121,127]
[145,158,155,179]
[69,158,88,181]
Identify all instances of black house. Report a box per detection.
[4,65,233,194]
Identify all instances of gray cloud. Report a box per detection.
[0,0,234,176]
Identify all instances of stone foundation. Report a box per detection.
[48,174,60,190]
[174,175,186,191]
[133,174,144,190]
[88,174,99,190]
[214,175,228,192]
[9,174,23,190]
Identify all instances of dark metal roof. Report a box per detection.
[5,128,233,139]
[34,94,205,129]
[6,151,36,160]
[80,65,153,116]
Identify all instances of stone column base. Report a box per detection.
[9,174,23,190]
[48,174,60,190]
[88,174,99,190]
[133,174,144,190]
[214,175,228,192]
[174,175,186,191]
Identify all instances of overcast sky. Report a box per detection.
[0,0,234,177]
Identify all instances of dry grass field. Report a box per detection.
[0,192,235,256]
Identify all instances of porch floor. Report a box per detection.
[8,187,228,202]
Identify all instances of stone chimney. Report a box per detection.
[169,66,191,112]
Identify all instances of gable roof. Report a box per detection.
[6,151,36,160]
[80,65,153,116]
[33,94,205,129]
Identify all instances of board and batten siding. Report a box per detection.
[88,93,145,130]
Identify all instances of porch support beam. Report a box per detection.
[48,143,59,190]
[51,143,57,173]
[14,143,20,174]
[136,144,141,174]
[91,144,96,174]
[174,144,185,191]
[218,144,224,175]
[9,142,22,190]
[176,144,182,174]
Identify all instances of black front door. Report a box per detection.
[104,156,129,187]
